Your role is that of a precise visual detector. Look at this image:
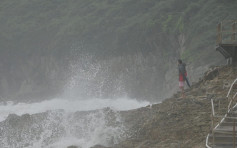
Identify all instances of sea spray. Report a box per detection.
[0,98,150,122]
[0,98,150,148]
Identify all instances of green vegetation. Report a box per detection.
[0,0,236,59]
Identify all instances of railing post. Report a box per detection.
[234,120,236,148]
[219,100,221,111]
[217,22,222,45]
[232,21,236,41]
[211,99,215,146]
[211,114,215,147]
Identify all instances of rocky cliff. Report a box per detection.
[1,65,236,148]
[1,0,236,101]
[110,65,237,148]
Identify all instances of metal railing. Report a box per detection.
[227,78,237,112]
[206,78,237,147]
[217,20,237,45]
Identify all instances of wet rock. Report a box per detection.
[203,67,219,81]
[0,108,124,148]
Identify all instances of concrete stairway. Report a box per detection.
[208,110,237,148]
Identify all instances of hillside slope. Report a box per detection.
[0,0,236,100]
[1,65,236,148]
[112,65,237,148]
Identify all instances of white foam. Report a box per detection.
[0,97,150,122]
[45,137,87,148]
[0,97,150,148]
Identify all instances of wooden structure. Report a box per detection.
[216,20,237,64]
[206,78,237,147]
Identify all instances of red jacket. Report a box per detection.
[179,72,187,81]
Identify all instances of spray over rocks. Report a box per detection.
[0,97,150,148]
[1,66,236,148]
[0,108,125,148]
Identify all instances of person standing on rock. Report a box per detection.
[178,59,190,98]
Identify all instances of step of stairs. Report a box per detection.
[208,109,237,147]
[222,122,237,126]
[214,144,237,148]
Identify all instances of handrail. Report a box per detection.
[206,134,212,148]
[218,30,237,33]
[207,78,237,147]
[227,78,237,112]
[217,20,237,45]
[234,92,237,100]
[221,20,237,23]
[227,78,237,98]
[211,99,215,116]
[227,93,237,114]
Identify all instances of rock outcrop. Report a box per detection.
[0,108,125,148]
[112,66,237,148]
[1,66,236,148]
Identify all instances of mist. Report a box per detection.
[0,0,236,147]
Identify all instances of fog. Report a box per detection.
[0,0,234,147]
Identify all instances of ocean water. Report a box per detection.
[0,54,153,148]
